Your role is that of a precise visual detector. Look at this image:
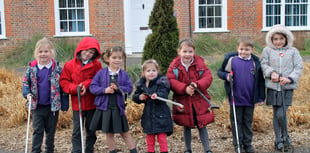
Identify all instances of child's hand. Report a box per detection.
[226,75,231,82]
[110,83,118,90]
[186,85,195,96]
[257,102,264,106]
[271,72,280,83]
[139,94,147,101]
[78,83,86,96]
[105,86,115,94]
[151,93,157,100]
[26,93,33,101]
[279,77,291,86]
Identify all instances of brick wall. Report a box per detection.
[1,0,309,59]
[0,0,125,59]
[174,0,309,49]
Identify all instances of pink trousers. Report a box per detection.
[146,133,168,152]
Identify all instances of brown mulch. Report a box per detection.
[0,120,309,153]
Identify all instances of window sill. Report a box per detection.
[262,27,310,32]
[53,33,92,38]
[193,29,230,33]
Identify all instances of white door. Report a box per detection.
[124,0,155,54]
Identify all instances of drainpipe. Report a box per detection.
[189,0,192,38]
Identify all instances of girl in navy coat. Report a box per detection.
[133,59,173,153]
[89,46,137,153]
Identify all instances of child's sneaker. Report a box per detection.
[244,145,255,153]
[234,145,245,153]
[274,141,284,151]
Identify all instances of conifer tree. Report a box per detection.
[142,0,179,74]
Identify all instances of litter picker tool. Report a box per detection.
[77,86,85,153]
[190,83,220,111]
[154,95,184,109]
[279,74,294,153]
[229,72,240,153]
[25,95,32,153]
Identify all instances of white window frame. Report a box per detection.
[194,0,228,33]
[263,0,310,31]
[54,0,90,37]
[0,0,6,39]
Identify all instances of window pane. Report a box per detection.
[207,0,214,4]
[199,0,206,4]
[293,5,299,14]
[77,9,84,19]
[286,0,293,3]
[199,6,206,16]
[301,15,307,25]
[60,10,68,20]
[76,0,84,7]
[207,6,214,16]
[69,21,77,32]
[275,16,281,24]
[215,6,221,16]
[294,0,300,2]
[199,18,206,28]
[266,5,273,15]
[78,21,85,31]
[215,0,221,4]
[267,16,272,27]
[267,0,273,3]
[215,17,221,27]
[293,16,299,25]
[69,10,76,20]
[207,18,214,28]
[275,0,281,3]
[300,5,306,14]
[59,0,66,8]
[68,0,76,7]
[275,5,281,15]
[285,5,292,15]
[285,16,293,26]
[60,21,68,32]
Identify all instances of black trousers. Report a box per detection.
[230,106,254,147]
[31,105,59,153]
[72,109,97,153]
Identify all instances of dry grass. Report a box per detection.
[1,63,310,130]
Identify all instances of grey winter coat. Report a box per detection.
[261,25,303,91]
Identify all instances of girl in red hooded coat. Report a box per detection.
[166,38,213,153]
[60,37,102,153]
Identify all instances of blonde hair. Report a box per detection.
[237,36,254,48]
[34,37,55,60]
[101,46,126,65]
[141,59,159,76]
[178,38,195,50]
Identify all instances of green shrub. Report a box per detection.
[194,34,237,56]
[304,38,310,51]
[142,0,179,74]
[127,64,142,84]
[206,56,227,102]
[1,34,77,69]
[194,34,264,56]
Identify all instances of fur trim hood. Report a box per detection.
[265,24,295,48]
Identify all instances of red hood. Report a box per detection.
[74,37,101,60]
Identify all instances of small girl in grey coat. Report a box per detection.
[261,24,303,152]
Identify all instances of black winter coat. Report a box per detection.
[133,75,173,136]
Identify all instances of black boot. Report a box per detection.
[109,149,117,153]
[130,148,138,153]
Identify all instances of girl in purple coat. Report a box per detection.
[89,46,137,153]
